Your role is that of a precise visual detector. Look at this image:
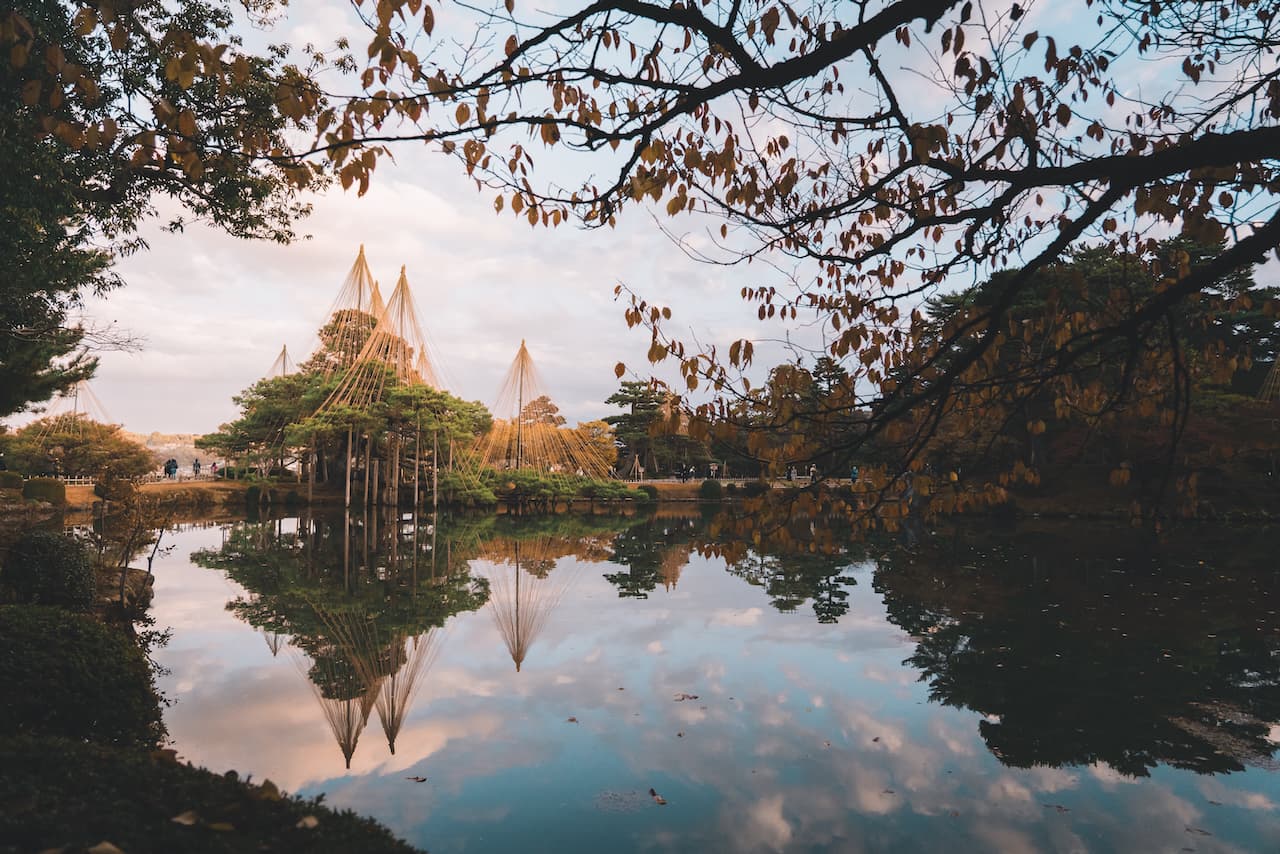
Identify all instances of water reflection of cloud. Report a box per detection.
[155,523,1280,853]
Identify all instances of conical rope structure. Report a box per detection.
[469,341,615,480]
[267,345,294,379]
[31,379,113,444]
[318,266,443,414]
[481,538,581,673]
[306,245,388,384]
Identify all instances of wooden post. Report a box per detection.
[344,428,353,507]
[413,426,421,515]
[363,435,373,507]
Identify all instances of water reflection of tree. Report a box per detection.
[725,552,860,624]
[191,513,489,769]
[603,516,705,599]
[875,526,1280,776]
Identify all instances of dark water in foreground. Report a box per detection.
[149,511,1279,853]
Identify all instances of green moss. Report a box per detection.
[0,606,165,749]
[21,477,65,504]
[1,530,95,611]
[0,736,422,854]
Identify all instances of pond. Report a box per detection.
[147,510,1280,853]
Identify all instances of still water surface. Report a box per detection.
[148,511,1280,853]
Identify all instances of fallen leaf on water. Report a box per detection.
[823,741,831,748]
[673,693,699,701]
[87,843,126,854]
[1207,799,1222,806]
[406,776,428,783]
[171,811,199,826]
[648,788,667,806]
[296,815,320,830]
[1186,827,1213,836]
[567,717,578,723]
[882,789,895,795]
[1042,803,1070,813]
[676,732,684,738]
[207,823,235,833]
[872,737,880,743]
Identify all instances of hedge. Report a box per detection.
[1,530,95,611]
[0,471,23,490]
[22,477,65,504]
[698,479,723,500]
[0,606,165,749]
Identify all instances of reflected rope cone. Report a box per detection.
[483,538,580,672]
[308,597,445,758]
[293,636,379,771]
[659,544,692,591]
[469,340,614,479]
[375,629,444,755]
[263,630,288,657]
[298,601,390,768]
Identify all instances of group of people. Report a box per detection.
[160,458,211,479]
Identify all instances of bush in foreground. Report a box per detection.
[0,736,421,854]
[0,471,23,490]
[2,530,95,611]
[0,606,165,749]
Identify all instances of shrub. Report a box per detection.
[742,480,769,498]
[637,484,660,501]
[244,484,262,507]
[724,482,739,495]
[2,530,95,611]
[0,471,23,490]
[0,737,419,854]
[21,477,65,504]
[0,606,165,749]
[698,479,723,500]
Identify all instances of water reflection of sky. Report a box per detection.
[151,522,1280,853]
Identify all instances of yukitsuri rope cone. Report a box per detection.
[318,265,443,413]
[470,340,615,481]
[306,245,387,384]
[31,379,113,444]
[267,344,294,379]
